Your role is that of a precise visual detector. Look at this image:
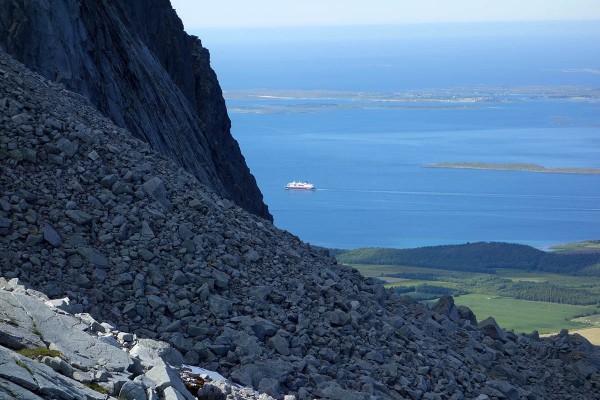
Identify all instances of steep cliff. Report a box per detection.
[0,0,271,220]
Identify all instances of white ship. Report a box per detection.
[285,181,315,190]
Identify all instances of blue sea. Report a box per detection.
[192,22,600,249]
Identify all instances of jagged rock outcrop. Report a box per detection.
[1,45,599,399]
[0,0,271,221]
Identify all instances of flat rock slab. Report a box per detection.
[0,291,133,372]
[0,319,45,350]
[146,359,194,400]
[0,346,106,400]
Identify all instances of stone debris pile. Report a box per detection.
[0,48,599,399]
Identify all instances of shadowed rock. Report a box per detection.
[478,316,508,342]
[0,0,271,220]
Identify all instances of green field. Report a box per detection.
[350,263,600,334]
[453,294,598,334]
[572,313,600,326]
[550,240,600,252]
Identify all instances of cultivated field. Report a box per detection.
[453,294,597,334]
[351,263,600,335]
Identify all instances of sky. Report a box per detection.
[169,0,600,29]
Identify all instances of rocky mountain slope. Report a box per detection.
[0,0,270,220]
[1,48,599,399]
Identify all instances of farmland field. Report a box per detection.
[452,294,597,334]
[350,264,600,335]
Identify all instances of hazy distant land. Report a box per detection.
[550,240,600,254]
[426,162,600,175]
[224,86,600,115]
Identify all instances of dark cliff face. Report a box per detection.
[0,0,271,221]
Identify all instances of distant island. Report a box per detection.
[550,240,600,254]
[425,162,600,175]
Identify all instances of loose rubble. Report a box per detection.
[0,48,599,399]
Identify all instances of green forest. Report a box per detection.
[333,242,600,275]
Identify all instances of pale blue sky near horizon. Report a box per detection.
[170,0,600,29]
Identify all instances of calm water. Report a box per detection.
[193,22,600,249]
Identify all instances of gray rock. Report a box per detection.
[100,174,118,188]
[268,333,290,356]
[20,148,37,163]
[0,377,46,400]
[230,360,291,389]
[0,216,12,229]
[141,220,155,238]
[325,309,350,327]
[0,319,45,350]
[115,273,134,285]
[172,270,187,285]
[258,377,280,398]
[42,224,62,247]
[432,295,460,322]
[56,138,78,157]
[249,318,278,341]
[117,332,134,342]
[232,331,262,358]
[42,356,75,377]
[208,295,232,319]
[111,180,130,195]
[146,360,195,400]
[196,383,226,400]
[87,150,100,160]
[65,209,92,224]
[1,290,133,373]
[147,294,167,309]
[478,317,508,343]
[130,339,184,368]
[76,247,109,268]
[119,380,148,400]
[211,268,230,289]
[44,297,83,314]
[0,347,106,400]
[162,385,192,400]
[178,224,194,240]
[457,305,478,325]
[143,177,171,207]
[320,383,367,400]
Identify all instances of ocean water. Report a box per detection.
[192,22,600,249]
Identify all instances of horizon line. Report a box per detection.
[184,18,600,31]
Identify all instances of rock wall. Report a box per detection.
[0,0,271,221]
[1,48,599,400]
